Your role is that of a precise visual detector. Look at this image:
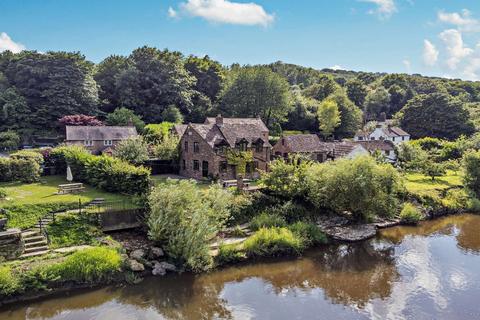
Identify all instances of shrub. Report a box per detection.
[243,227,305,257]
[260,156,311,199]
[268,201,311,223]
[50,145,151,195]
[0,188,6,200]
[147,180,234,272]
[287,221,327,246]
[462,150,480,198]
[442,189,469,211]
[3,202,79,229]
[0,157,41,183]
[0,131,20,150]
[250,212,286,231]
[0,266,20,296]
[153,132,180,160]
[45,247,122,283]
[216,243,245,265]
[306,156,404,221]
[113,136,149,165]
[400,203,422,224]
[10,150,44,165]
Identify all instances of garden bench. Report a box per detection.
[221,179,251,189]
[57,183,85,194]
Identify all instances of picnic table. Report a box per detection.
[222,179,251,188]
[57,183,85,194]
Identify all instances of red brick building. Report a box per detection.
[175,115,271,180]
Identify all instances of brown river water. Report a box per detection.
[1,214,480,320]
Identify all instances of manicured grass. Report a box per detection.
[404,170,463,195]
[0,176,131,206]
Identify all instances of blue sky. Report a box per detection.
[1,0,480,80]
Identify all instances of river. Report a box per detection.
[2,214,480,320]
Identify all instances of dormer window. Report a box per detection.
[238,142,248,152]
[255,140,263,152]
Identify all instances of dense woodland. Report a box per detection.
[1,46,480,143]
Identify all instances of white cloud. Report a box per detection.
[179,0,274,27]
[359,0,397,19]
[0,32,25,53]
[168,7,178,18]
[329,65,345,70]
[438,9,480,32]
[403,59,412,73]
[439,29,473,70]
[423,40,439,66]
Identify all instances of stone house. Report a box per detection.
[65,126,138,154]
[175,115,271,180]
[354,121,410,145]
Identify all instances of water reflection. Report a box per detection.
[2,214,480,320]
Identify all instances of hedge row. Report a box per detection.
[50,146,151,195]
[0,158,41,183]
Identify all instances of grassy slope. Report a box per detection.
[404,170,463,193]
[0,176,130,206]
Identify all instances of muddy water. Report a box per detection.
[2,214,480,320]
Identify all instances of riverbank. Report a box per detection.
[0,207,471,308]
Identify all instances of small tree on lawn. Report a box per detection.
[113,136,149,165]
[317,98,340,139]
[462,150,480,198]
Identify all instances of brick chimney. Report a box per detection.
[216,114,224,127]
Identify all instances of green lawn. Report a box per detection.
[404,170,463,195]
[0,176,131,206]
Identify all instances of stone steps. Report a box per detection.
[20,250,50,259]
[24,245,49,254]
[20,229,50,259]
[23,235,45,243]
[25,240,48,248]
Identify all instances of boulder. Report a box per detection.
[327,224,377,242]
[152,261,177,276]
[127,259,145,272]
[149,247,164,259]
[130,249,146,261]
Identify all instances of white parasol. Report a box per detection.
[66,165,73,182]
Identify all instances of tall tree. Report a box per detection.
[218,66,292,128]
[1,51,99,133]
[302,75,339,101]
[284,91,319,132]
[115,46,196,123]
[364,87,391,120]
[0,87,30,132]
[346,79,368,107]
[94,55,129,112]
[185,55,225,103]
[105,107,145,133]
[397,93,474,140]
[329,91,363,138]
[317,98,340,138]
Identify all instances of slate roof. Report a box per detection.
[173,124,187,137]
[356,125,410,138]
[355,140,395,152]
[282,134,331,153]
[66,126,138,141]
[185,117,271,148]
[332,141,365,158]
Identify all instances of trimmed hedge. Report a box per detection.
[50,146,151,195]
[0,157,41,183]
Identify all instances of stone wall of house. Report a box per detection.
[0,229,24,261]
[178,127,271,181]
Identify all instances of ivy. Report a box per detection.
[226,150,253,175]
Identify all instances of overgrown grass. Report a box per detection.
[3,202,80,229]
[404,170,463,196]
[47,213,103,248]
[0,175,132,206]
[287,221,327,246]
[250,213,286,231]
[216,243,245,265]
[243,227,305,257]
[0,247,123,298]
[399,203,422,224]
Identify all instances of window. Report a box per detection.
[182,160,186,170]
[104,140,113,146]
[238,142,247,152]
[371,137,376,141]
[255,142,263,153]
[194,142,200,153]
[84,140,93,147]
[358,136,364,141]
[193,160,200,171]
[220,161,228,173]
[402,136,405,141]
[392,137,396,142]
[184,141,188,152]
[281,139,285,146]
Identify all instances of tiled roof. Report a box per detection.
[283,134,331,153]
[333,141,363,157]
[66,126,137,141]
[187,117,271,148]
[356,140,395,152]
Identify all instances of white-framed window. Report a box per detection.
[104,140,113,146]
[84,140,93,147]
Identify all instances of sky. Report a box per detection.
[1,0,480,80]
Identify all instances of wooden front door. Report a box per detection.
[202,161,209,178]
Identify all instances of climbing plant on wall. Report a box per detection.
[226,150,253,176]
